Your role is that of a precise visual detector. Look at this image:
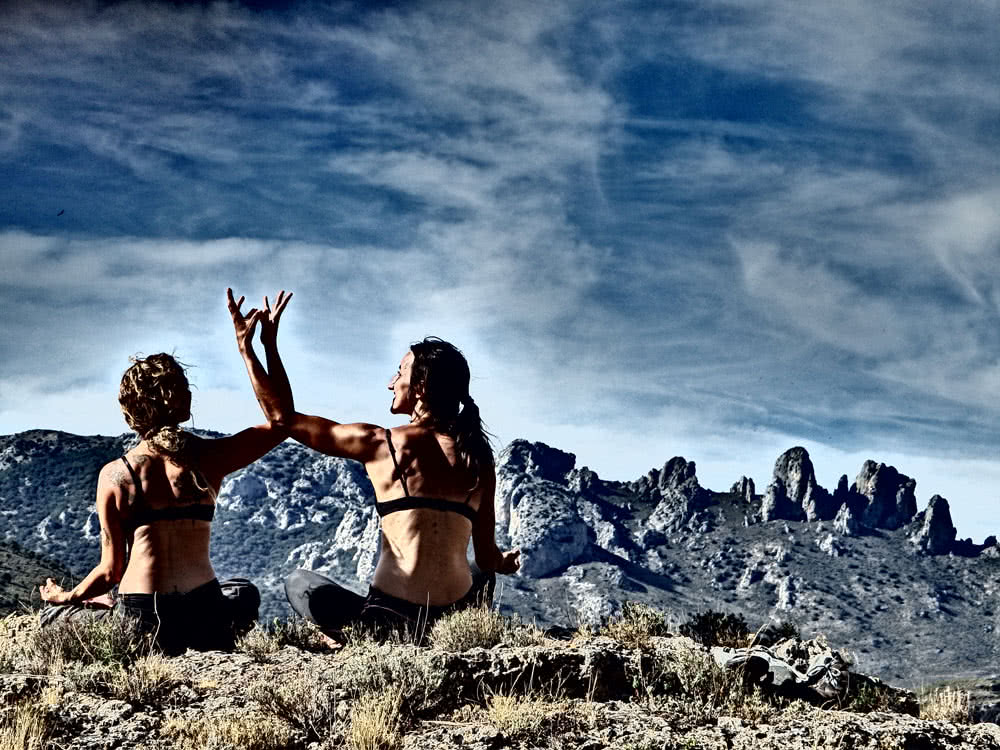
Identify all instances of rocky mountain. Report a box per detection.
[2,429,998,692]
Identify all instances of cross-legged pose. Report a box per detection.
[39,313,290,654]
[229,289,520,642]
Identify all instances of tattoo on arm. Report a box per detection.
[101,527,112,548]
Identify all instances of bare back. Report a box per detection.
[366,424,487,606]
[115,442,219,595]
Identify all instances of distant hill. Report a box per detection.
[2,429,998,690]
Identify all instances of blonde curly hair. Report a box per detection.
[118,353,211,497]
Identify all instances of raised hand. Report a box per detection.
[260,290,293,346]
[39,577,69,604]
[227,288,262,353]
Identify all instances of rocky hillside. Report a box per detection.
[2,429,999,691]
[1,609,997,749]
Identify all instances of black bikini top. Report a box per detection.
[120,456,215,531]
[377,430,477,524]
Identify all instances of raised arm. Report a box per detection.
[227,287,294,427]
[472,467,521,575]
[39,464,127,606]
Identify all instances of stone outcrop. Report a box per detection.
[760,447,836,522]
[909,494,957,555]
[731,476,755,503]
[852,460,917,530]
[640,457,713,541]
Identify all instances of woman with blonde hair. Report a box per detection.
[230,289,519,642]
[39,294,291,654]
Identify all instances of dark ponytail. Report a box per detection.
[409,338,494,478]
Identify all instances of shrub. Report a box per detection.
[236,617,328,661]
[678,610,750,647]
[348,687,403,750]
[334,637,449,717]
[250,671,340,744]
[601,602,670,648]
[429,606,545,651]
[162,713,296,750]
[23,616,153,675]
[919,685,972,723]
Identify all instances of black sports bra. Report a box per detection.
[120,456,215,531]
[377,430,477,524]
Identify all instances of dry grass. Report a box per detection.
[428,605,545,651]
[484,689,588,741]
[65,652,181,704]
[250,670,340,744]
[348,687,404,750]
[0,702,49,750]
[336,638,449,717]
[162,713,296,750]
[601,602,671,648]
[920,685,972,723]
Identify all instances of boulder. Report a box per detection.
[852,461,917,530]
[761,447,836,522]
[641,457,713,537]
[909,495,957,555]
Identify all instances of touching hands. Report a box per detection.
[259,290,292,346]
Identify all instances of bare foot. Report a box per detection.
[84,593,115,609]
[320,632,344,651]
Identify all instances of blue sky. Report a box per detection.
[2,1,998,540]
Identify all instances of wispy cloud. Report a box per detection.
[1,0,998,536]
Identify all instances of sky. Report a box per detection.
[2,1,998,541]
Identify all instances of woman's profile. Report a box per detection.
[38,298,291,654]
[230,288,519,642]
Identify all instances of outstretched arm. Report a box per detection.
[39,464,127,606]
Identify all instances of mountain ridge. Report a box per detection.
[1,428,998,692]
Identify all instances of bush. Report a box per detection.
[64,653,181,705]
[236,617,328,660]
[24,615,153,675]
[678,609,750,647]
[337,638,449,718]
[601,602,670,648]
[250,670,340,744]
[428,606,544,651]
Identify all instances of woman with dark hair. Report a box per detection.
[230,289,519,641]
[38,295,292,654]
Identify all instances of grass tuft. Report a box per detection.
[250,670,340,744]
[348,687,404,750]
[162,713,296,750]
[919,685,972,724]
[0,702,49,750]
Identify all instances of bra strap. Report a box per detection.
[120,456,145,504]
[385,429,410,498]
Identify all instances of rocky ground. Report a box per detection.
[1,610,998,750]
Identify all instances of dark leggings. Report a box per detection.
[40,578,260,656]
[284,567,496,642]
